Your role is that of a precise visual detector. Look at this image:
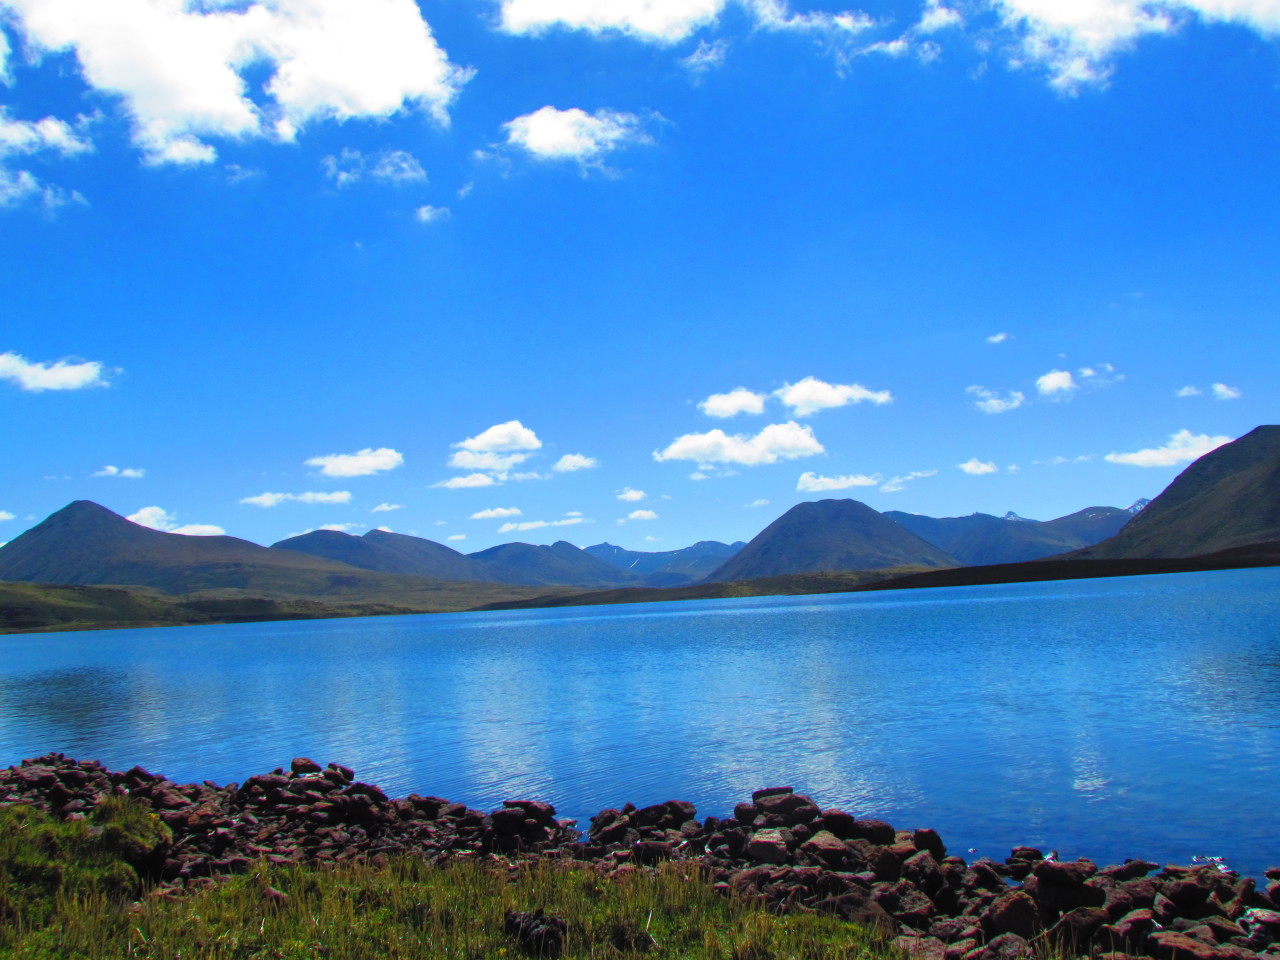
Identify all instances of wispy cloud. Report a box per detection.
[241,491,352,507]
[957,458,998,475]
[796,470,880,491]
[553,453,597,472]
[93,465,145,478]
[306,447,403,477]
[470,507,522,519]
[616,486,647,501]
[966,385,1025,414]
[773,376,892,416]
[0,351,110,392]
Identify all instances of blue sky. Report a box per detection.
[1,0,1275,553]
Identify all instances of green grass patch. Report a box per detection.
[0,810,899,960]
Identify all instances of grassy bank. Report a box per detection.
[0,802,897,960]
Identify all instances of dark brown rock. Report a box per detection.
[290,758,322,775]
[985,891,1040,940]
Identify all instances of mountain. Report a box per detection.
[707,499,955,581]
[272,528,494,581]
[0,500,370,594]
[884,506,1133,566]
[1074,425,1280,559]
[584,540,745,586]
[464,541,638,588]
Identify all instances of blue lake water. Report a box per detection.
[2,568,1278,877]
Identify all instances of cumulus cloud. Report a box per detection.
[415,204,449,223]
[127,505,225,536]
[1036,369,1078,396]
[880,469,937,493]
[1212,382,1242,400]
[92,465,145,478]
[498,517,585,532]
[796,471,880,491]
[773,376,892,416]
[323,148,426,186]
[2,0,470,165]
[699,387,766,418]
[0,110,92,209]
[966,386,1025,414]
[503,106,651,164]
[0,351,110,391]
[433,473,497,489]
[240,490,352,507]
[616,486,646,501]
[1176,385,1202,397]
[1104,429,1232,467]
[470,506,522,519]
[957,458,998,475]
[553,453,597,472]
[0,511,15,521]
[371,502,403,512]
[628,509,658,520]
[653,421,824,466]
[455,420,542,452]
[917,0,962,32]
[448,450,531,472]
[306,446,403,477]
[986,331,1009,344]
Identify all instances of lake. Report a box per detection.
[2,567,1278,877]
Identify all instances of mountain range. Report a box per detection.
[1,424,1277,626]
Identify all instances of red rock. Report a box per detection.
[985,891,1040,940]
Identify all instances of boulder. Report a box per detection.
[747,829,791,865]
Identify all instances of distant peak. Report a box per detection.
[1127,498,1151,514]
[1001,511,1032,522]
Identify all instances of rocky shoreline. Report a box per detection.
[3,753,1278,960]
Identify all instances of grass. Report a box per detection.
[0,804,899,960]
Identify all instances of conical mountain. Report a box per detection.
[0,500,361,593]
[707,499,955,582]
[1076,425,1280,559]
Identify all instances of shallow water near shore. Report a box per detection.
[2,567,1278,877]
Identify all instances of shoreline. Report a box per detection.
[3,753,1279,960]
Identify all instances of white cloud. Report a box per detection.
[917,0,962,32]
[681,38,728,72]
[371,502,403,512]
[773,376,892,416]
[305,446,403,477]
[1176,385,1202,397]
[0,167,87,209]
[880,469,937,493]
[504,106,650,164]
[565,510,583,517]
[628,509,658,520]
[1104,429,1233,467]
[317,522,361,532]
[986,331,1009,344]
[966,385,1025,414]
[0,351,109,391]
[617,486,647,501]
[415,204,449,223]
[448,450,531,472]
[455,420,542,452]
[3,0,469,164]
[323,147,426,186]
[92,465,145,478]
[992,0,1174,91]
[0,110,92,158]
[654,421,824,466]
[500,0,726,42]
[0,510,14,522]
[746,0,874,36]
[957,458,998,475]
[447,533,466,541]
[127,505,225,536]
[433,473,497,489]
[470,506,522,519]
[241,490,352,507]
[796,470,880,491]
[1036,369,1078,396]
[699,387,766,418]
[553,453,597,472]
[1212,382,1242,400]
[748,498,770,507]
[498,517,585,532]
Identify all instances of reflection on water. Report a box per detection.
[1,567,1278,876]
